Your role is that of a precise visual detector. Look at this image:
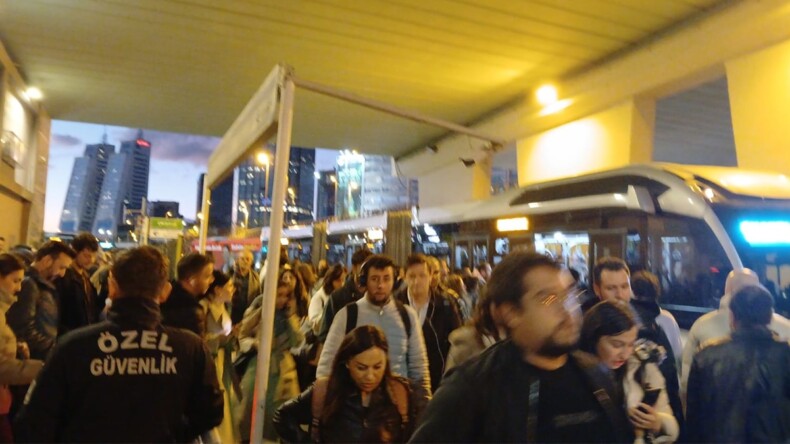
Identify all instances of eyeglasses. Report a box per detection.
[538,288,584,309]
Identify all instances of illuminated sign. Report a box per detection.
[739,221,790,246]
[496,217,529,232]
[136,139,151,148]
[367,228,384,240]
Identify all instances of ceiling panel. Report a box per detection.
[0,0,729,154]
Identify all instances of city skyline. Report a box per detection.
[45,120,338,233]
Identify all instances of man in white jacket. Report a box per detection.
[680,268,790,402]
[316,254,431,394]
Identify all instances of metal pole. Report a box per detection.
[250,68,295,444]
[293,76,507,146]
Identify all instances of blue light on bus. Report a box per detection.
[739,220,790,246]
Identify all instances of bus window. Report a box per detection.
[648,215,730,327]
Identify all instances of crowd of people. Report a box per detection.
[0,234,787,442]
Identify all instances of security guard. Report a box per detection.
[15,246,224,442]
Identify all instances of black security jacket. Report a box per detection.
[686,327,790,443]
[410,341,633,443]
[15,297,224,443]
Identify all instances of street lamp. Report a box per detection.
[239,201,249,229]
[256,152,271,201]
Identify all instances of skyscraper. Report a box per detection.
[234,147,315,229]
[119,129,151,211]
[315,170,337,221]
[92,151,133,237]
[59,141,113,233]
[334,152,418,219]
[197,173,234,236]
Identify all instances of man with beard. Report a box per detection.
[410,252,631,443]
[316,254,431,394]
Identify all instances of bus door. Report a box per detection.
[452,236,489,271]
[588,228,627,275]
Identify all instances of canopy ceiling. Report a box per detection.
[0,0,730,157]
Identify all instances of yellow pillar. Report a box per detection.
[726,38,790,174]
[517,99,655,186]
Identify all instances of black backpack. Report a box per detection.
[345,301,412,339]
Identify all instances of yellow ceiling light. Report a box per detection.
[535,85,558,106]
[496,217,529,232]
[25,87,43,101]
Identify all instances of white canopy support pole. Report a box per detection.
[293,76,507,147]
[198,184,210,253]
[250,67,296,444]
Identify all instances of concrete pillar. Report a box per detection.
[517,99,655,186]
[726,38,790,174]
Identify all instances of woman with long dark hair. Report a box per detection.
[580,302,678,443]
[0,254,43,441]
[273,325,423,443]
[236,268,303,442]
[307,264,346,334]
[199,270,238,443]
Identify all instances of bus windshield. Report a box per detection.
[712,203,790,317]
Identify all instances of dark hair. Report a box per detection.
[631,271,660,302]
[206,270,231,298]
[359,255,396,284]
[730,285,773,328]
[71,232,99,253]
[35,241,77,262]
[0,253,25,277]
[593,257,630,286]
[278,267,308,318]
[351,248,373,267]
[486,252,559,307]
[324,326,393,424]
[471,285,502,341]
[579,301,636,354]
[405,254,429,270]
[296,263,317,291]
[177,253,213,281]
[322,264,345,295]
[112,247,169,299]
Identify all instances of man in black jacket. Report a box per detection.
[15,246,223,442]
[160,253,214,336]
[686,285,790,442]
[55,232,100,336]
[317,248,372,343]
[7,241,76,360]
[411,252,632,443]
[395,254,461,393]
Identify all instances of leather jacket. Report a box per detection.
[410,341,633,443]
[274,377,425,443]
[686,327,790,443]
[6,269,59,360]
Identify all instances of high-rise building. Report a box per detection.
[92,152,133,237]
[59,141,113,233]
[234,147,315,228]
[119,130,151,211]
[335,152,418,219]
[315,169,337,221]
[197,173,234,236]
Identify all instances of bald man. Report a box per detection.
[680,268,790,401]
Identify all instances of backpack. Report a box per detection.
[344,301,412,339]
[310,377,410,442]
